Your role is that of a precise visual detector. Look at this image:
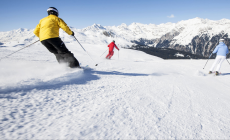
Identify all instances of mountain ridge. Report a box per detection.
[1,17,230,58]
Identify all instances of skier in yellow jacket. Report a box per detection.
[34,7,80,68]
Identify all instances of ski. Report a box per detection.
[81,65,89,70]
[79,63,90,70]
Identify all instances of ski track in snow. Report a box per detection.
[1,43,230,139]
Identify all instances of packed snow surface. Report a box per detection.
[1,39,230,139]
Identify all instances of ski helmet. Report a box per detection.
[219,38,224,42]
[47,7,59,16]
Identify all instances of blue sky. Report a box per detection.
[0,0,230,32]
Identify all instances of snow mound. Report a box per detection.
[0,60,84,92]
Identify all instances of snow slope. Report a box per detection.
[1,38,230,139]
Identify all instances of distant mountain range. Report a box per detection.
[1,17,230,59]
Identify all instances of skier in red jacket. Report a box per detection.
[106,40,119,59]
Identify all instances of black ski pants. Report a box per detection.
[41,37,80,68]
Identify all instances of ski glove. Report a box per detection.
[71,31,74,36]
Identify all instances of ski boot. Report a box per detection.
[215,71,219,76]
[208,71,212,74]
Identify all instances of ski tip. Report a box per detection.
[81,65,89,70]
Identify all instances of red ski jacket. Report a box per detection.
[108,42,119,51]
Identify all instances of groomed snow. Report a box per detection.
[1,39,230,139]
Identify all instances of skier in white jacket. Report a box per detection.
[209,38,229,75]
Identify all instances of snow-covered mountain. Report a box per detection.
[1,17,230,57]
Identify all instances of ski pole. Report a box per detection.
[73,36,98,66]
[118,50,119,60]
[203,53,212,69]
[0,40,39,61]
[100,48,108,57]
[226,59,230,65]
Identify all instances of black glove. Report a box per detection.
[71,31,74,36]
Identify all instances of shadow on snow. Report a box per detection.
[0,68,162,98]
[220,73,230,76]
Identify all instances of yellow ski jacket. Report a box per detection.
[34,15,73,41]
